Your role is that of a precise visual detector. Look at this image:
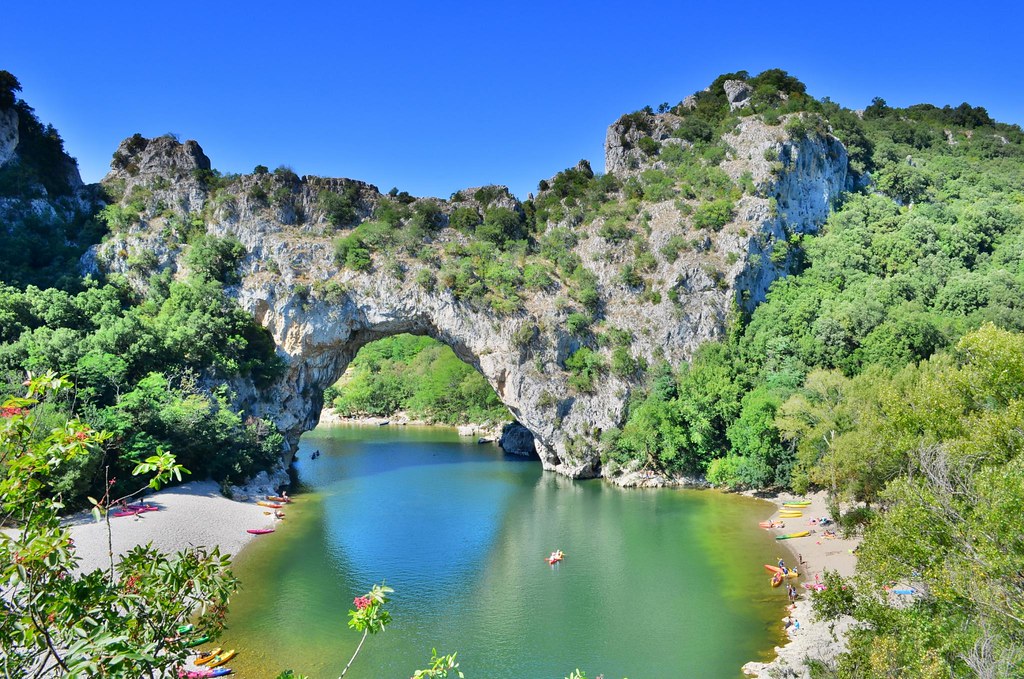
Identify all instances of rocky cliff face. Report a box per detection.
[89,106,851,481]
[0,107,18,167]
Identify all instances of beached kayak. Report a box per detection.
[183,636,210,647]
[770,572,783,587]
[207,650,236,668]
[782,501,811,508]
[775,531,811,540]
[256,501,282,509]
[778,510,803,517]
[267,495,291,503]
[180,667,232,678]
[195,648,222,665]
[111,504,160,518]
[763,564,798,578]
[246,528,274,535]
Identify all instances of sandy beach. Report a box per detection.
[742,490,860,678]
[65,480,277,575]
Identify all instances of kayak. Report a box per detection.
[256,501,282,509]
[776,531,811,540]
[764,564,799,578]
[758,520,784,528]
[546,550,565,564]
[111,504,159,518]
[783,501,811,508]
[770,572,783,587]
[267,495,292,503]
[184,635,210,647]
[180,667,233,678]
[183,667,233,679]
[247,528,274,535]
[208,650,236,668]
[177,624,194,634]
[778,511,803,517]
[195,648,222,665]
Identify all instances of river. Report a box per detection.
[222,424,788,678]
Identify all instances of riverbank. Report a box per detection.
[64,480,276,575]
[317,407,505,441]
[742,490,860,678]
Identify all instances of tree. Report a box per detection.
[0,373,238,677]
[0,70,22,109]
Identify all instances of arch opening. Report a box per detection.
[298,327,538,462]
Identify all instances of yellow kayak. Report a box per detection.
[779,510,803,517]
[195,648,222,665]
[208,649,236,668]
[783,501,811,508]
[775,531,811,540]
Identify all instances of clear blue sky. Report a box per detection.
[5,0,1022,199]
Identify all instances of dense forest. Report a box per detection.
[2,65,1024,675]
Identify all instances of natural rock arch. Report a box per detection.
[92,111,851,480]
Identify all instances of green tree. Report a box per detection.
[0,373,238,677]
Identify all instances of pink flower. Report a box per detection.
[353,596,371,610]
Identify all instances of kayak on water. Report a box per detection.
[207,650,236,668]
[764,564,799,578]
[195,648,222,666]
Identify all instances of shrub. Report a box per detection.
[477,207,525,247]
[692,199,735,231]
[185,234,246,284]
[473,186,502,206]
[637,136,659,156]
[564,346,606,393]
[673,117,715,143]
[449,206,481,233]
[523,262,553,289]
[415,268,435,292]
[319,185,360,227]
[566,312,590,335]
[660,234,689,262]
[598,214,633,243]
[334,233,372,270]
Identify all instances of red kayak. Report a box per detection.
[247,528,275,535]
[111,504,159,518]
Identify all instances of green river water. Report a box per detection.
[221,424,790,678]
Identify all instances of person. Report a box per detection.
[798,553,805,565]
[282,490,290,502]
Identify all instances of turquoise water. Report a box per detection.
[222,425,787,678]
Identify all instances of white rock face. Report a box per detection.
[723,80,752,110]
[0,107,17,167]
[91,116,850,480]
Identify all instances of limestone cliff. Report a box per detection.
[88,96,851,481]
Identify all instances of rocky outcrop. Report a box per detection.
[498,422,537,457]
[0,106,18,167]
[89,98,851,481]
[723,80,752,110]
